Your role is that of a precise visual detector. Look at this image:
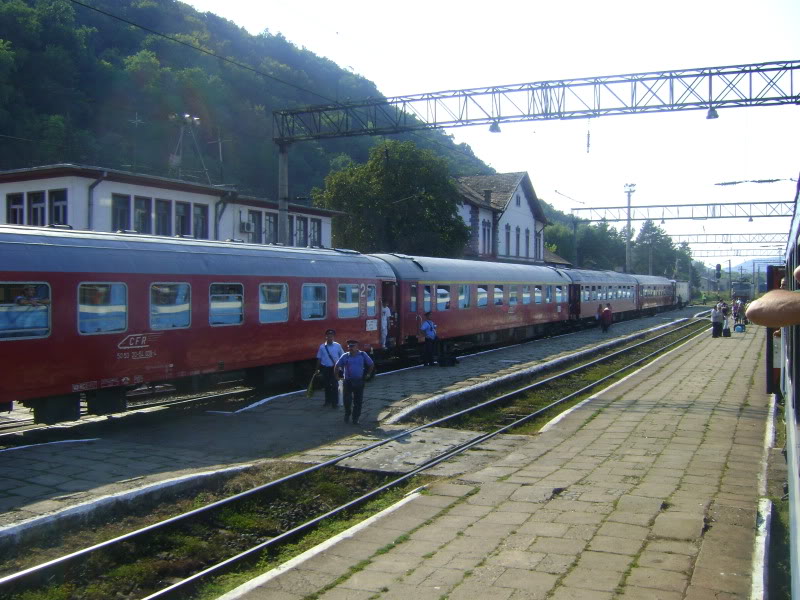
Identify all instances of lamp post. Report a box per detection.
[727,259,732,299]
[624,183,636,273]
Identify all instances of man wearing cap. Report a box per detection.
[420,311,437,366]
[334,340,375,425]
[315,329,344,408]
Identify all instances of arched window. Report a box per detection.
[515,226,520,257]
[525,229,530,258]
[505,224,511,256]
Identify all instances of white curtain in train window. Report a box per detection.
[79,283,127,334]
[259,283,288,323]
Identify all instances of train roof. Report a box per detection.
[371,254,571,284]
[0,225,395,279]
[553,269,640,285]
[629,274,675,285]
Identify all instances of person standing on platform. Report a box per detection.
[315,329,344,408]
[596,303,603,325]
[380,299,392,348]
[711,305,724,338]
[601,303,613,333]
[335,340,374,425]
[420,311,438,366]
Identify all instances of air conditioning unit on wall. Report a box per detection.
[240,221,255,233]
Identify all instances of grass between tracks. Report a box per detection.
[2,463,429,600]
[768,393,791,600]
[419,320,710,434]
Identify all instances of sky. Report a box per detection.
[185,0,800,268]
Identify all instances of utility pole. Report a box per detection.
[624,183,636,273]
[208,127,231,183]
[129,112,143,171]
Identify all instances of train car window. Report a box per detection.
[590,286,596,301]
[338,284,360,318]
[410,284,418,313]
[209,283,243,326]
[437,285,450,310]
[78,283,127,334]
[509,285,518,306]
[493,285,504,306]
[522,285,532,305]
[0,282,51,339]
[458,284,471,309]
[259,283,288,323]
[555,286,563,303]
[546,286,553,303]
[150,283,191,329]
[534,285,543,304]
[423,285,432,312]
[302,284,327,320]
[366,285,377,317]
[477,285,488,307]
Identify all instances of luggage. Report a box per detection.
[723,328,732,337]
[734,324,745,333]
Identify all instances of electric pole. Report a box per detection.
[624,183,636,273]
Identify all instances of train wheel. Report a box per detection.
[31,395,80,425]
[86,388,128,415]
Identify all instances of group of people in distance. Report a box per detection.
[710,298,747,338]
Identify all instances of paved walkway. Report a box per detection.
[226,325,772,600]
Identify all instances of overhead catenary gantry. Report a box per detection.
[670,233,789,244]
[272,59,800,244]
[691,248,787,257]
[570,201,794,222]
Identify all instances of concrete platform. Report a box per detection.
[221,323,773,600]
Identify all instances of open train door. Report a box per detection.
[381,281,399,349]
[568,284,581,321]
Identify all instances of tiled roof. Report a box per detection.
[544,248,572,266]
[456,172,547,223]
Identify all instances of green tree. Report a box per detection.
[544,222,576,263]
[632,220,675,275]
[576,221,625,270]
[312,140,470,256]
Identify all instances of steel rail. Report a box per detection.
[141,319,710,599]
[0,316,706,596]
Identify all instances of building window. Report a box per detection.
[28,191,46,226]
[6,193,23,224]
[175,202,191,236]
[259,283,288,323]
[112,194,131,231]
[248,210,263,244]
[209,283,243,325]
[193,204,209,239]
[49,190,67,225]
[155,199,172,236]
[481,219,491,255]
[516,194,521,206]
[504,224,511,256]
[265,213,277,244]
[78,283,127,334]
[525,229,530,258]
[535,229,543,260]
[310,218,322,246]
[515,226,520,257]
[295,215,308,246]
[134,196,152,234]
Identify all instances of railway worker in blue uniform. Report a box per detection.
[315,329,344,408]
[420,312,438,366]
[335,340,375,425]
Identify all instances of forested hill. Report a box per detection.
[0,0,492,198]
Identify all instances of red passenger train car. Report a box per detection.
[1,225,680,423]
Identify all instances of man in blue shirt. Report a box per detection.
[335,339,375,425]
[420,312,437,366]
[315,329,344,408]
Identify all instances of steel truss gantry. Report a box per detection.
[273,60,800,143]
[670,233,789,244]
[691,249,786,257]
[570,201,793,222]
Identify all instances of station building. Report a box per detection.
[0,164,338,247]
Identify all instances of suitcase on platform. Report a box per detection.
[723,328,732,337]
[734,324,745,333]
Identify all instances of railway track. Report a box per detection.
[0,314,709,600]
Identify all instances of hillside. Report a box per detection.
[0,0,492,198]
